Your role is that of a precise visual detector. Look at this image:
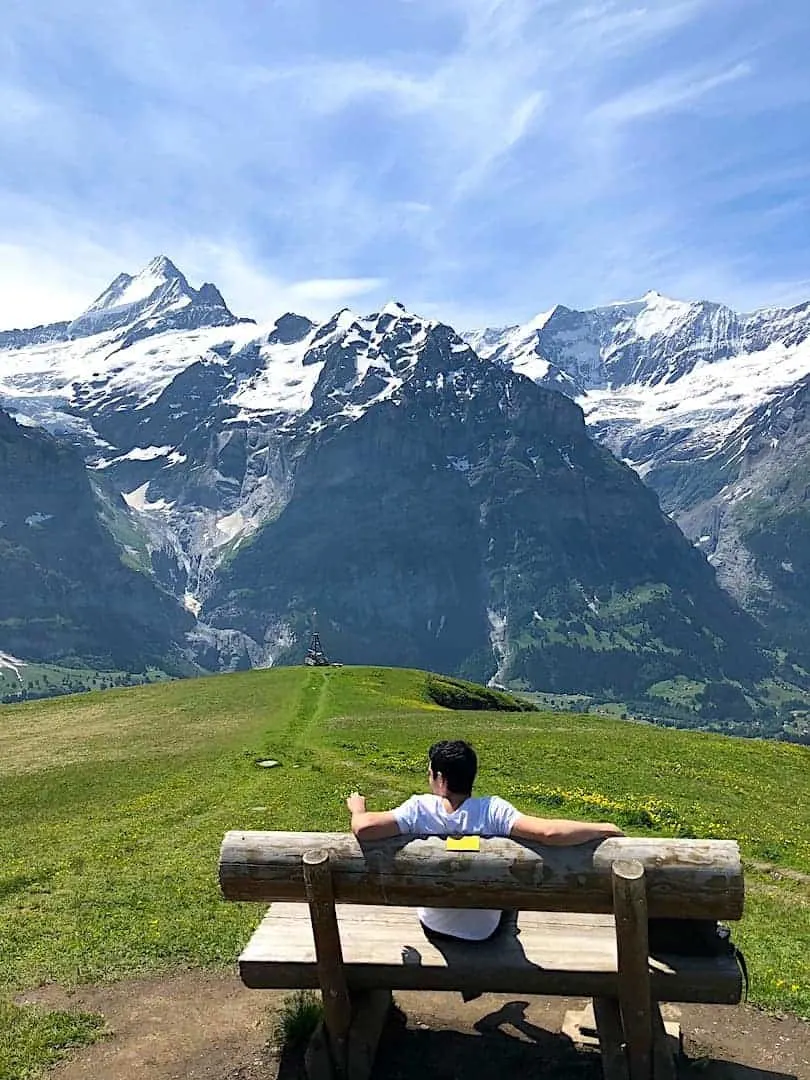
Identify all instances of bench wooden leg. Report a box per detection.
[306,990,393,1080]
[302,851,392,1080]
[594,997,678,1080]
[612,860,653,1080]
[594,996,630,1080]
[303,850,352,1076]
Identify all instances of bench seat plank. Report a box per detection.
[239,904,742,1004]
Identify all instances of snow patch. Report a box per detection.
[93,445,175,469]
[227,336,325,415]
[122,483,174,512]
[214,509,249,545]
[632,292,693,340]
[0,651,26,683]
[25,512,53,526]
[124,444,174,461]
[104,269,164,309]
[583,336,810,462]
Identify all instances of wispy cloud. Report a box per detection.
[1,0,809,327]
[286,278,384,304]
[592,62,752,125]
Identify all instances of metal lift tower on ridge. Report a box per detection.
[304,612,331,667]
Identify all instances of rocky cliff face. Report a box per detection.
[204,322,764,698]
[0,410,193,670]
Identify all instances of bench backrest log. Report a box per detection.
[219,831,743,920]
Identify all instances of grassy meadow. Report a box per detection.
[1,665,808,1077]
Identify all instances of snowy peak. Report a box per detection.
[301,303,443,424]
[224,301,489,432]
[65,256,243,341]
[623,291,695,340]
[469,291,761,393]
[75,256,189,319]
[465,305,602,395]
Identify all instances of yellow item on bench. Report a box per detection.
[446,835,480,851]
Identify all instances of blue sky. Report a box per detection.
[2,0,809,328]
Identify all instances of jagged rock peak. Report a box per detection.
[63,255,243,342]
[82,255,190,315]
[268,312,315,345]
[196,282,228,307]
[146,254,183,278]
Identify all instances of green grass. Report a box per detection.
[0,665,808,1076]
[274,991,323,1049]
[0,660,170,700]
[0,1002,105,1080]
[647,677,707,708]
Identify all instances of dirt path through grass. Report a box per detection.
[745,860,810,886]
[17,973,810,1080]
[287,669,330,743]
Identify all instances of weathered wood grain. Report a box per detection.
[219,832,743,919]
[238,904,743,1002]
[612,860,653,1080]
[303,850,352,1076]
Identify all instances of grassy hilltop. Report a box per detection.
[1,665,808,1077]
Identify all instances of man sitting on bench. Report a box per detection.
[346,739,624,944]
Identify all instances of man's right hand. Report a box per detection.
[346,791,367,814]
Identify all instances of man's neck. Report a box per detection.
[442,792,470,812]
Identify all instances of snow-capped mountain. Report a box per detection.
[0,256,248,357]
[0,263,521,664]
[468,291,810,667]
[468,290,810,399]
[1,257,780,724]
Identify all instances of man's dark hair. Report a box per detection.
[428,740,477,795]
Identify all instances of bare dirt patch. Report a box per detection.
[17,973,810,1080]
[16,972,282,1080]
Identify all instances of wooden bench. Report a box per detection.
[219,831,745,1080]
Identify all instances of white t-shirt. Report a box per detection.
[391,793,521,941]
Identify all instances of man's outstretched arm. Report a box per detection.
[510,814,624,845]
[346,792,400,841]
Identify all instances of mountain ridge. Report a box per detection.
[3,257,810,734]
